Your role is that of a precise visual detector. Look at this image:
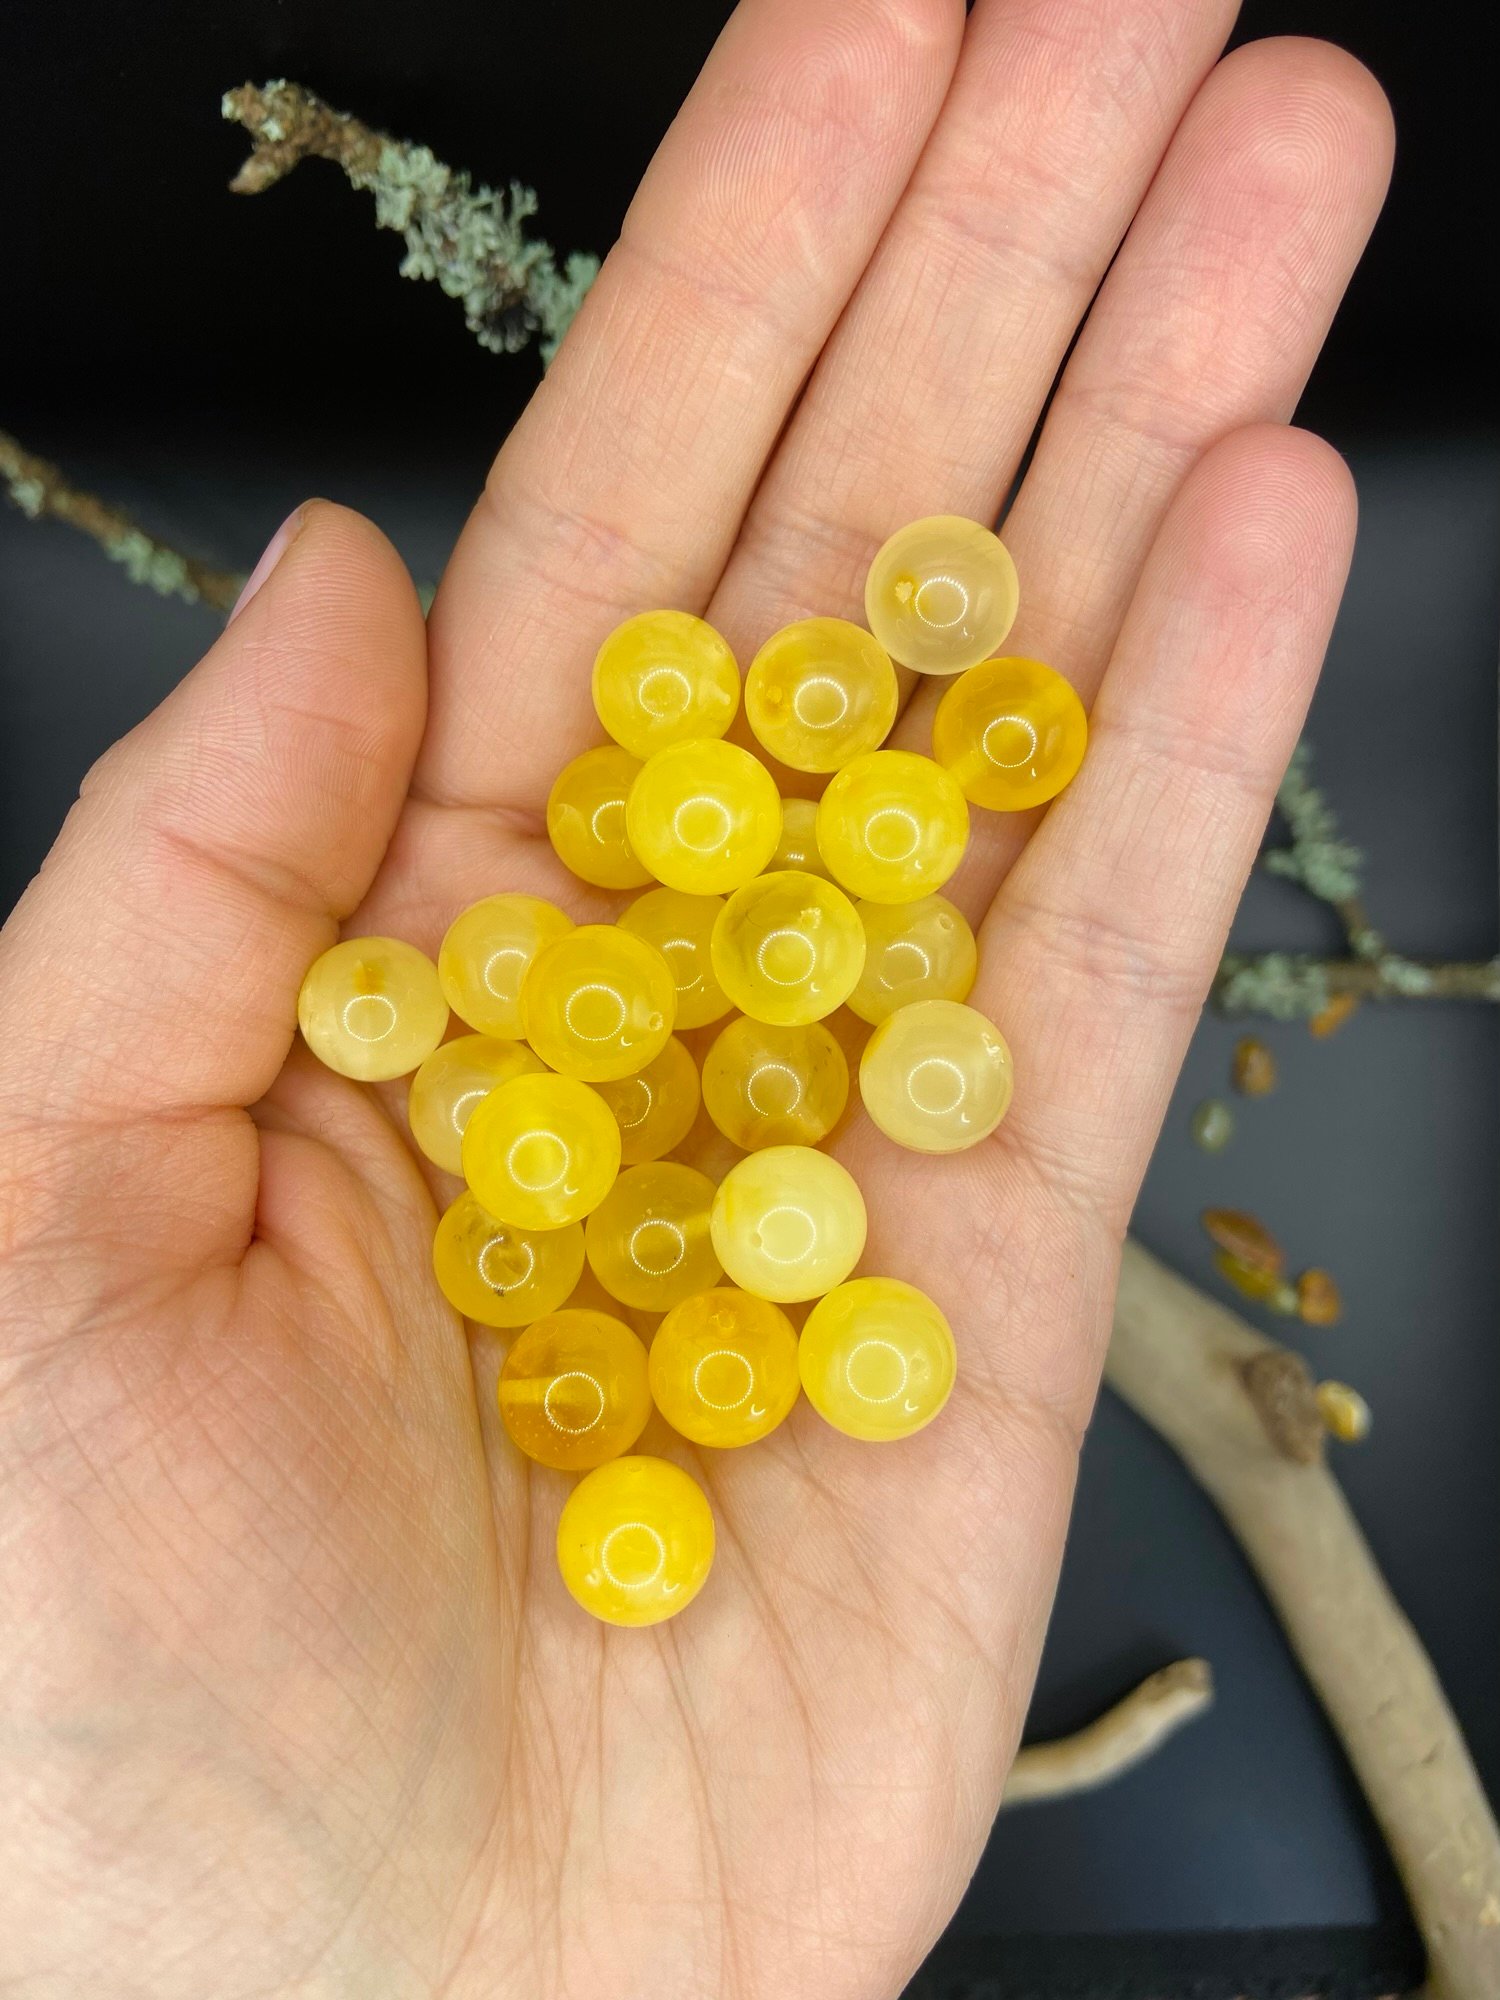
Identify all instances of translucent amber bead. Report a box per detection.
[593,1036,700,1164]
[864,514,1019,675]
[409,1034,547,1174]
[710,1145,866,1303]
[701,1017,848,1150]
[520,925,676,1082]
[547,744,652,890]
[584,1162,721,1311]
[462,1072,620,1229]
[745,618,898,772]
[625,739,782,894]
[437,893,573,1038]
[816,751,968,904]
[297,937,448,1081]
[799,1277,956,1441]
[860,999,1013,1153]
[556,1456,715,1627]
[592,610,739,758]
[432,1190,584,1327]
[498,1309,650,1471]
[768,796,832,880]
[617,887,731,1029]
[932,656,1088,810]
[650,1287,800,1447]
[847,896,977,1027]
[710,871,865,1026]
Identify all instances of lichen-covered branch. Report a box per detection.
[1110,1238,1500,2000]
[222,80,597,363]
[1002,1659,1214,1807]
[0,429,245,612]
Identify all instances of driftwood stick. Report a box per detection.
[1108,1238,1500,2000]
[1003,1659,1214,1807]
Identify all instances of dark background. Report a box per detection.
[3,3,1497,1996]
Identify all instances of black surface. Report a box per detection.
[3,1,1497,1993]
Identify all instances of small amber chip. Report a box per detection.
[1309,992,1360,1039]
[1213,1251,1298,1313]
[1316,1380,1371,1443]
[1232,1036,1277,1096]
[1201,1207,1285,1277]
[1296,1268,1344,1326]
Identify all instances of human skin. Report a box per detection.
[0,4,1392,1997]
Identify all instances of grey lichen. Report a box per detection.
[1214,953,1334,1021]
[1262,743,1365,907]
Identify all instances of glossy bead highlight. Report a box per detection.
[768,796,833,880]
[847,896,977,1027]
[618,886,731,1029]
[710,1146,866,1302]
[625,738,782,894]
[859,999,1013,1153]
[461,1072,621,1229]
[593,1036,701,1164]
[650,1287,801,1447]
[408,1034,548,1174]
[298,937,449,1081]
[816,751,968,904]
[521,924,676,1082]
[592,610,739,758]
[932,656,1088,810]
[710,870,866,1026]
[498,1309,651,1470]
[864,514,1019,674]
[799,1277,956,1440]
[547,744,653,889]
[745,618,898,772]
[701,1016,848,1151]
[556,1456,715,1626]
[584,1161,721,1311]
[438,893,572,1037]
[433,1191,584,1327]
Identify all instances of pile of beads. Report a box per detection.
[296,516,1088,1627]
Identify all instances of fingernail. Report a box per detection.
[228,506,305,623]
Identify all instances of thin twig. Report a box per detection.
[1109,1238,1500,2000]
[1002,1659,1214,1807]
[0,429,244,612]
[222,80,597,363]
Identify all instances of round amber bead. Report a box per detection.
[498,1309,651,1471]
[592,610,739,758]
[768,796,832,880]
[860,999,1014,1153]
[593,1036,700,1164]
[745,618,898,773]
[409,1034,547,1174]
[432,1190,584,1327]
[701,1016,848,1151]
[584,1161,721,1312]
[650,1287,800,1447]
[710,871,866,1026]
[461,1072,620,1229]
[932,656,1088,810]
[847,896,977,1027]
[617,886,731,1030]
[546,744,652,890]
[799,1277,956,1441]
[816,751,968,904]
[864,515,1019,675]
[710,1145,866,1303]
[298,936,448,1082]
[625,739,782,895]
[520,924,676,1083]
[437,893,572,1038]
[556,1455,715,1627]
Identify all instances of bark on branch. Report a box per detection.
[1003,1659,1215,1807]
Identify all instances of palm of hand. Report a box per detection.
[0,6,1389,1997]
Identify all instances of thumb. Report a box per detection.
[0,498,426,1159]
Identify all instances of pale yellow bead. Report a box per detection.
[438,894,573,1038]
[593,611,740,758]
[408,1034,548,1174]
[710,871,866,1026]
[710,1145,866,1303]
[864,515,1019,675]
[297,937,448,1082]
[745,618,898,772]
[618,887,732,1030]
[847,896,977,1026]
[859,999,1013,1153]
[768,796,833,880]
[799,1277,956,1441]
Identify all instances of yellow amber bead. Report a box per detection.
[710,1145,866,1303]
[547,744,653,890]
[816,751,968,904]
[617,887,731,1029]
[556,1455,715,1626]
[297,936,448,1082]
[498,1309,651,1470]
[932,656,1088,810]
[768,796,833,880]
[710,871,866,1026]
[432,1190,584,1327]
[520,924,676,1082]
[864,514,1019,675]
[408,1034,547,1174]
[701,1016,848,1150]
[847,896,978,1027]
[859,999,1014,1153]
[584,1162,721,1311]
[462,1072,620,1229]
[593,1036,700,1164]
[799,1277,956,1441]
[649,1287,800,1447]
[592,610,739,758]
[625,739,782,894]
[437,893,573,1038]
[744,618,898,772]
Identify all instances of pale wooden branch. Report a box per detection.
[1002,1659,1214,1807]
[1109,1238,1500,2000]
